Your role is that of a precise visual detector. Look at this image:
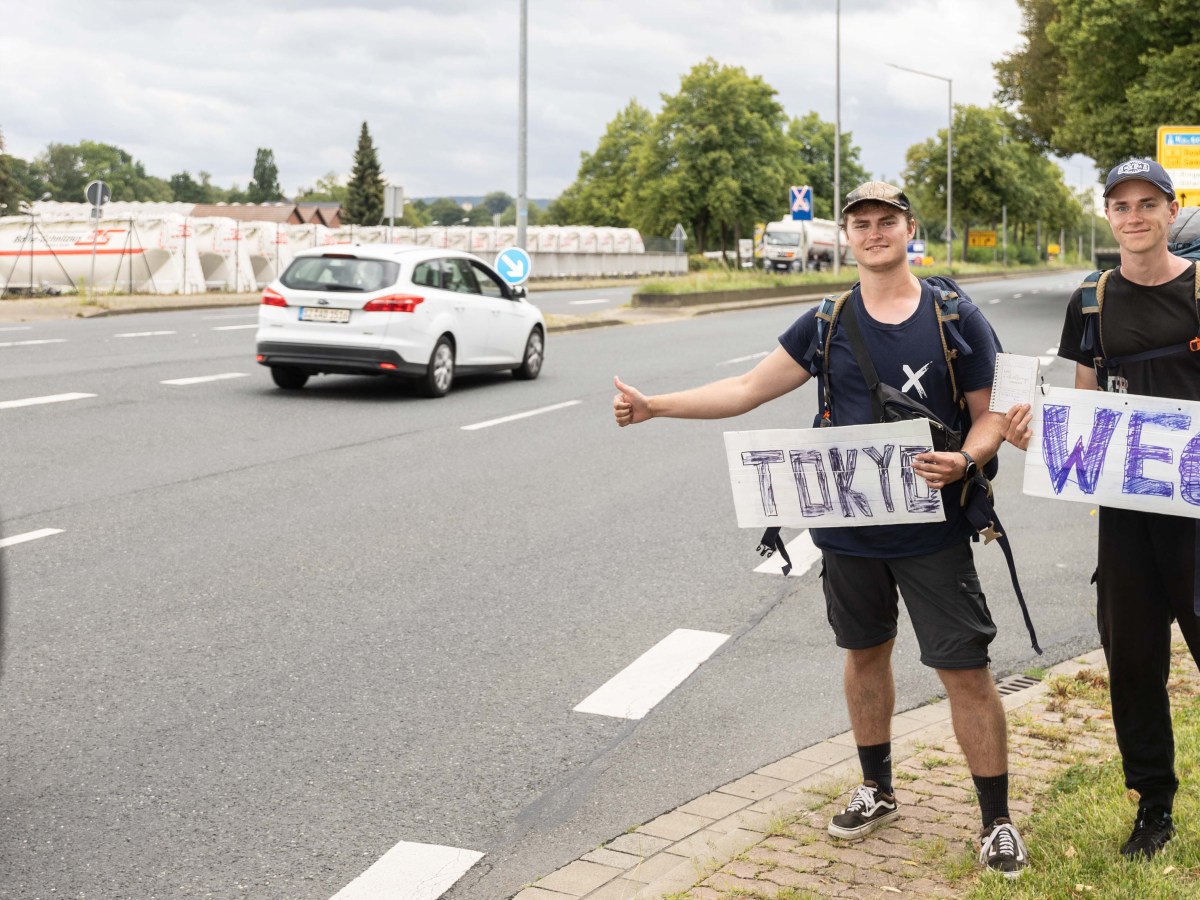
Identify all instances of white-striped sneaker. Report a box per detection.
[979,817,1029,877]
[827,781,899,840]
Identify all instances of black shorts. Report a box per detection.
[820,541,996,669]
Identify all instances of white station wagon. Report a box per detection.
[255,245,545,397]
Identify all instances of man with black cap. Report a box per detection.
[613,181,1030,877]
[1047,157,1199,860]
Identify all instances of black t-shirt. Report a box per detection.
[1058,263,1200,401]
[778,283,998,558]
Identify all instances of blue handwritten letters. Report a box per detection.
[724,421,944,529]
[1025,387,1200,519]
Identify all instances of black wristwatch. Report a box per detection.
[959,450,978,480]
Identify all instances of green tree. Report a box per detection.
[425,197,469,226]
[169,170,222,203]
[344,122,385,225]
[294,171,348,203]
[629,59,793,251]
[552,100,652,226]
[32,140,172,202]
[996,0,1200,167]
[0,128,19,215]
[480,191,514,218]
[247,148,284,203]
[784,112,871,219]
[903,105,1079,259]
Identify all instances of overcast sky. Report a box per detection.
[3,1,1084,206]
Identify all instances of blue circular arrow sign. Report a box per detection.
[494,247,532,286]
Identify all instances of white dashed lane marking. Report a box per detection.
[754,529,822,577]
[568,298,611,306]
[0,528,63,548]
[0,392,97,410]
[461,400,581,431]
[574,629,729,720]
[160,373,251,386]
[0,338,67,347]
[719,351,769,366]
[115,331,177,338]
[0,325,32,332]
[988,298,1001,305]
[329,841,483,900]
[211,324,258,331]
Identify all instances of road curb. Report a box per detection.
[512,647,1109,899]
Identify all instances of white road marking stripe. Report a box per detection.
[461,400,581,431]
[574,629,729,720]
[754,530,822,577]
[719,351,769,366]
[1039,356,1056,367]
[0,392,96,410]
[1012,293,1023,299]
[115,330,177,338]
[330,841,483,900]
[0,528,63,548]
[201,312,257,320]
[1045,346,1059,355]
[0,338,67,347]
[160,372,250,386]
[211,324,258,331]
[0,325,32,332]
[568,298,611,306]
[988,298,1001,305]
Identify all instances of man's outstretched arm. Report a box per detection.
[614,346,811,427]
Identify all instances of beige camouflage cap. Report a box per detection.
[841,181,912,216]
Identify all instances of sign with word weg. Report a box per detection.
[1024,386,1200,519]
[724,420,944,529]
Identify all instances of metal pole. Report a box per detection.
[1002,205,1008,266]
[946,79,952,272]
[885,64,952,271]
[516,0,528,249]
[833,0,841,278]
[1090,186,1096,266]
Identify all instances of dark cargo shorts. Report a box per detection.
[820,541,996,669]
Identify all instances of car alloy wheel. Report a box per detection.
[513,328,543,380]
[423,337,455,397]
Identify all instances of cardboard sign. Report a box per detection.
[724,420,945,529]
[1023,386,1200,519]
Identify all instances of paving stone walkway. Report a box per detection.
[515,634,1199,899]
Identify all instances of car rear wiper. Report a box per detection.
[321,285,364,292]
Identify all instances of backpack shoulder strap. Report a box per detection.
[813,289,853,423]
[1079,269,1108,359]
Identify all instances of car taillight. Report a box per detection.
[363,294,424,313]
[261,288,287,307]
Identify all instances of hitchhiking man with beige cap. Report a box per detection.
[613,181,1031,876]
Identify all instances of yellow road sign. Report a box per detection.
[1048,243,1061,255]
[967,230,997,249]
[1159,125,1200,191]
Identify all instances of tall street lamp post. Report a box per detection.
[887,63,952,271]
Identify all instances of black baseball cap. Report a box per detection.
[841,181,912,217]
[1103,158,1175,200]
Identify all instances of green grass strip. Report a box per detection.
[961,695,1200,898]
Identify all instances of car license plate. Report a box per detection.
[299,307,350,324]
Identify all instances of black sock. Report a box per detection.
[973,773,1010,829]
[857,742,893,795]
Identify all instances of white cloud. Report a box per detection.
[0,0,1027,203]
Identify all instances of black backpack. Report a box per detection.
[759,276,1041,653]
[1078,207,1200,388]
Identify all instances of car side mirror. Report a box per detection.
[511,285,527,300]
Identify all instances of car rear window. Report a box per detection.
[281,256,399,292]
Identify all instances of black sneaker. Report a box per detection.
[979,817,1029,877]
[827,781,899,840]
[1120,806,1174,860]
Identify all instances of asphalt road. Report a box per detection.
[0,272,1104,899]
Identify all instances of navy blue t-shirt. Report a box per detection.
[778,282,998,558]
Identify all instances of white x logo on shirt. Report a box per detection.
[902,362,932,399]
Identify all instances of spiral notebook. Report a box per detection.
[989,353,1041,412]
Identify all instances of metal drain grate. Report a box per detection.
[995,673,1042,696]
